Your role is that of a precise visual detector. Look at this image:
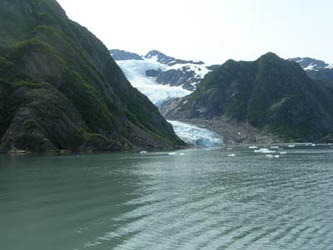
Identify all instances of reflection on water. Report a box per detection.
[1,145,333,250]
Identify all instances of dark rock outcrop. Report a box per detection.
[145,69,161,77]
[0,0,184,153]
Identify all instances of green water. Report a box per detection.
[1,145,333,250]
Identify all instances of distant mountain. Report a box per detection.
[0,0,184,152]
[290,57,333,83]
[111,49,212,91]
[162,53,333,143]
[145,50,205,66]
[110,49,143,61]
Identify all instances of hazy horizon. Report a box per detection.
[57,0,333,65]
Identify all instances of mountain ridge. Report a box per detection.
[0,0,184,152]
[111,49,213,91]
[162,52,333,143]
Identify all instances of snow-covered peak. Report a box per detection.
[289,57,331,71]
[111,49,213,93]
[145,50,174,64]
[145,50,205,66]
[289,57,333,83]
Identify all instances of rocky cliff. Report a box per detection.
[0,0,184,152]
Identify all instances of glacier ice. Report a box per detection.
[168,120,223,147]
[115,58,222,147]
[117,60,191,106]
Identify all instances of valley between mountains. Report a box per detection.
[111,49,333,145]
[1,0,333,153]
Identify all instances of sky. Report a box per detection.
[57,0,333,65]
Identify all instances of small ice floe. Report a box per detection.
[270,146,279,149]
[266,154,274,159]
[288,144,296,148]
[305,143,312,146]
[254,148,276,154]
[249,146,258,149]
[274,155,280,158]
[280,151,287,155]
[168,152,177,156]
[140,151,148,154]
[311,144,316,147]
[179,153,185,156]
[228,154,236,157]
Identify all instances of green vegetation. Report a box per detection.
[0,0,183,152]
[181,53,333,142]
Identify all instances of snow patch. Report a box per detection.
[303,63,318,71]
[326,64,333,69]
[168,63,210,79]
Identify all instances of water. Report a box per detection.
[1,145,333,250]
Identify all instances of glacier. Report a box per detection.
[115,58,223,147]
[168,120,223,147]
[117,59,191,106]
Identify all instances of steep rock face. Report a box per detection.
[163,53,333,142]
[0,0,184,152]
[290,57,333,83]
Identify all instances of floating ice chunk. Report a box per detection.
[280,151,287,155]
[270,146,279,149]
[288,144,296,148]
[228,154,236,157]
[249,146,258,149]
[140,151,148,154]
[168,152,177,156]
[255,148,276,154]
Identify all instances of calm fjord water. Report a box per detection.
[1,146,333,250]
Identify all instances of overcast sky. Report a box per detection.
[57,0,333,65]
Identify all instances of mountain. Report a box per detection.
[162,53,333,143]
[110,49,143,61]
[290,57,333,83]
[0,0,184,153]
[111,49,212,91]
